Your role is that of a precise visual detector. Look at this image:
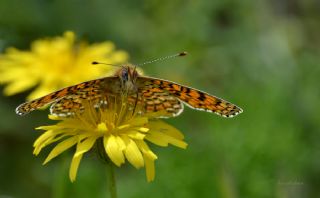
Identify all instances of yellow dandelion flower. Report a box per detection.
[33,97,187,182]
[0,31,128,100]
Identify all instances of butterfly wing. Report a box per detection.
[49,96,84,116]
[50,95,110,116]
[16,77,118,116]
[136,76,243,118]
[128,90,184,118]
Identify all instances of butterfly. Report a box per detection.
[16,53,243,118]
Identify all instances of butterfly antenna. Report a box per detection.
[91,61,122,67]
[137,51,187,67]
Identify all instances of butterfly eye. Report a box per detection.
[121,69,129,81]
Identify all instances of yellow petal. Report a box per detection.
[115,136,126,151]
[138,127,149,133]
[36,125,60,131]
[83,43,113,58]
[144,155,155,182]
[104,135,125,166]
[33,133,71,156]
[0,67,31,83]
[94,41,114,54]
[64,31,75,42]
[117,124,130,130]
[127,130,146,140]
[122,136,144,169]
[148,120,185,139]
[146,131,188,149]
[136,140,157,160]
[127,117,148,127]
[33,135,55,155]
[69,152,83,182]
[145,131,169,147]
[48,114,61,120]
[56,118,90,130]
[74,136,97,157]
[27,84,55,100]
[135,140,157,182]
[33,130,54,147]
[3,78,38,96]
[43,136,78,164]
[108,51,129,63]
[33,129,71,154]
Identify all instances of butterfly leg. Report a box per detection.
[131,92,139,115]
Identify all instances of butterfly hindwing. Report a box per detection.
[50,96,84,116]
[127,90,184,118]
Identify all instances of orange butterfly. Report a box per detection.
[16,52,243,118]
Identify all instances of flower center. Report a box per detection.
[96,122,108,134]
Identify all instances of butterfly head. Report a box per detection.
[115,64,140,93]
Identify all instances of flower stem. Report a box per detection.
[95,138,118,198]
[107,161,117,198]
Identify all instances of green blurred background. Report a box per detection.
[0,0,319,197]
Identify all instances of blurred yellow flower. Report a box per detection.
[0,31,128,100]
[33,97,187,182]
